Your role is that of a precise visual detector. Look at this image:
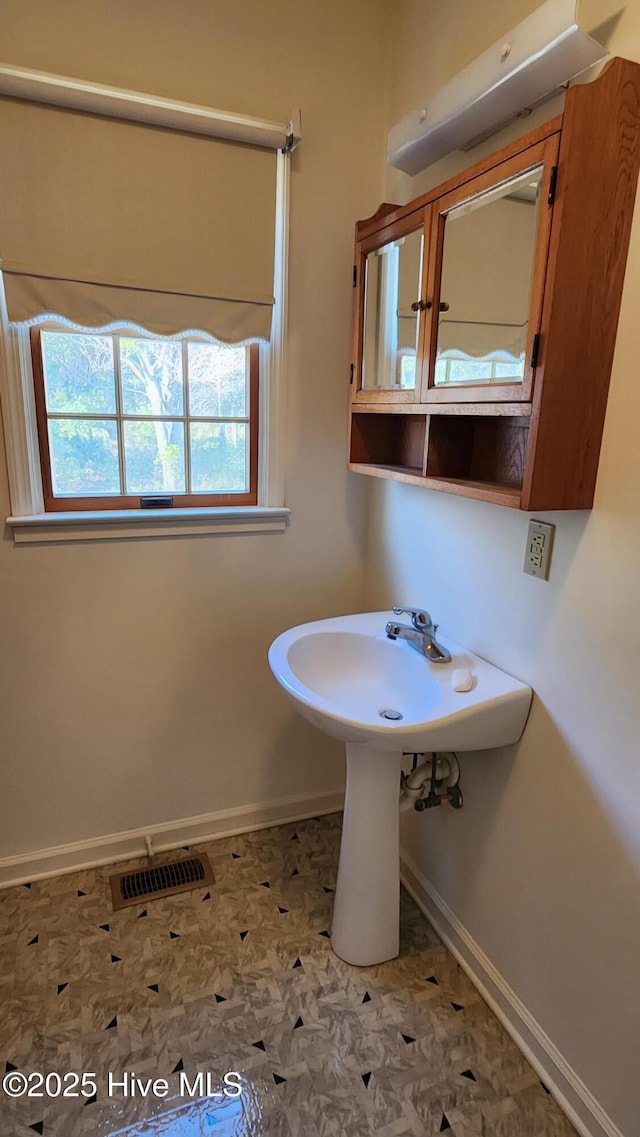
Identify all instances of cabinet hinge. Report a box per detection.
[530,332,541,370]
[548,166,558,206]
[353,265,357,287]
[349,363,354,385]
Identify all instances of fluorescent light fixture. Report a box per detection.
[387,0,608,175]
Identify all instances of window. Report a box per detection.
[434,352,525,385]
[31,328,258,510]
[0,75,294,534]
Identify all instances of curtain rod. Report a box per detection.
[0,62,301,151]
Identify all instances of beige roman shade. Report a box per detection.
[437,321,526,359]
[0,97,277,340]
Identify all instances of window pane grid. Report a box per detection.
[182,339,192,503]
[435,356,524,385]
[45,412,250,424]
[38,331,253,502]
[113,334,126,494]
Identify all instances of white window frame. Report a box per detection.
[0,69,295,542]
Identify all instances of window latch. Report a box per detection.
[140,496,174,509]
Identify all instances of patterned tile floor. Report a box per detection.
[0,814,577,1137]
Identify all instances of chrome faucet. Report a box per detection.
[385,606,451,664]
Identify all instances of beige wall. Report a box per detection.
[2,2,639,1130]
[0,0,389,855]
[365,3,640,1134]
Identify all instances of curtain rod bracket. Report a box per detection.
[282,108,302,154]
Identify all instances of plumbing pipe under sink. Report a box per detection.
[399,753,460,811]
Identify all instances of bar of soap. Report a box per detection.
[451,668,473,692]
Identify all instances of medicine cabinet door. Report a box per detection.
[422,136,559,403]
[353,207,432,404]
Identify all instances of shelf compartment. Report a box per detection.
[426,414,529,493]
[423,476,522,508]
[350,412,427,475]
[348,462,426,487]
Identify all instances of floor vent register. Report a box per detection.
[110,854,214,910]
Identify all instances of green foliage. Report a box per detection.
[42,332,249,497]
[49,419,119,495]
[42,333,115,414]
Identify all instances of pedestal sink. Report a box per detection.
[268,611,532,966]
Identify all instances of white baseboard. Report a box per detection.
[0,788,344,888]
[400,850,624,1137]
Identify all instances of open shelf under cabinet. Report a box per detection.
[349,409,529,507]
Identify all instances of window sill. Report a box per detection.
[6,505,290,544]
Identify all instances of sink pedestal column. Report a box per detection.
[331,744,402,966]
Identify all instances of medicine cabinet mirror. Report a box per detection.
[352,140,557,406]
[362,227,424,393]
[434,165,544,390]
[353,206,431,404]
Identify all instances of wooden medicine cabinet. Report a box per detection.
[349,57,640,510]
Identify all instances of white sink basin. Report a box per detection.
[269,610,531,752]
[268,610,532,968]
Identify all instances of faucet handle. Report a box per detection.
[392,606,432,631]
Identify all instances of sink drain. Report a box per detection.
[379,708,403,721]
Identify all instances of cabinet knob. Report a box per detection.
[439,301,450,312]
[411,300,432,312]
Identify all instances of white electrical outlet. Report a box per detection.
[524,519,555,580]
